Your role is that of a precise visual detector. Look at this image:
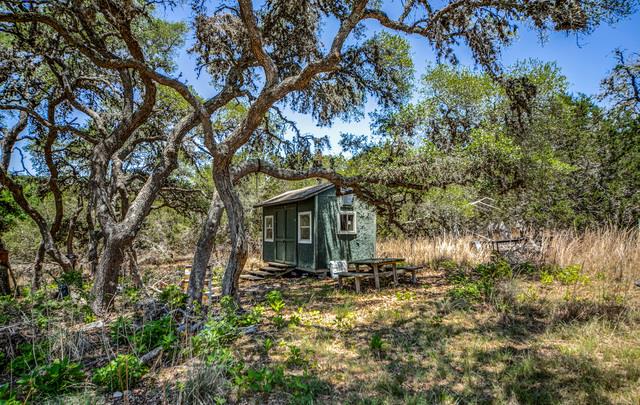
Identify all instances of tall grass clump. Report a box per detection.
[540,227,639,286]
[378,234,490,267]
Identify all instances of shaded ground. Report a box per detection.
[204,266,639,404]
[2,261,638,404]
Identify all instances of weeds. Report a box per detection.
[92,354,147,392]
[110,316,134,345]
[17,358,85,399]
[132,315,177,354]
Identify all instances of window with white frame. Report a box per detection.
[298,211,312,243]
[338,211,356,234]
[341,193,354,206]
[264,215,274,242]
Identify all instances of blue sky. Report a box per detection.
[6,4,640,172]
[159,4,640,152]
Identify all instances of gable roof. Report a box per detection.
[254,183,335,208]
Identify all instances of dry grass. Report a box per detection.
[378,234,489,267]
[232,228,639,403]
[541,227,640,285]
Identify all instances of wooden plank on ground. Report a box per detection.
[240,274,263,281]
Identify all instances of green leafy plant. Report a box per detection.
[266,290,285,313]
[447,257,514,305]
[239,366,328,403]
[555,264,590,285]
[272,314,288,329]
[263,338,274,354]
[288,307,303,327]
[242,366,285,393]
[193,317,238,356]
[369,333,385,354]
[17,358,85,398]
[159,285,188,309]
[92,354,147,392]
[132,315,177,354]
[285,345,309,368]
[9,341,48,376]
[334,304,356,331]
[395,291,415,301]
[0,383,20,405]
[110,316,135,345]
[539,264,590,286]
[238,304,264,327]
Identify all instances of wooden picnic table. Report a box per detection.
[348,257,405,290]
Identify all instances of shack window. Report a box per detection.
[341,193,354,206]
[264,215,274,242]
[338,212,356,234]
[298,211,312,244]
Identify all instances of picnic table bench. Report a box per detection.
[336,258,423,293]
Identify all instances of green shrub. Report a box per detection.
[193,317,238,355]
[239,366,328,403]
[110,316,135,345]
[0,295,19,326]
[476,258,512,281]
[263,338,274,354]
[395,291,415,301]
[17,358,85,398]
[447,258,514,305]
[132,315,177,354]
[9,341,48,376]
[237,304,264,327]
[266,290,285,313]
[369,333,385,354]
[59,270,84,290]
[285,345,309,368]
[92,354,147,392]
[0,383,20,405]
[555,264,589,285]
[159,285,188,310]
[539,264,590,286]
[449,282,482,302]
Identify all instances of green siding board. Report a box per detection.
[261,185,376,271]
[296,198,315,270]
[262,206,277,262]
[316,188,376,269]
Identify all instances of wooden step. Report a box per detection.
[240,274,263,281]
[261,266,293,273]
[267,262,293,269]
[247,269,274,277]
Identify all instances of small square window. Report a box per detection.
[298,211,312,244]
[264,215,274,242]
[341,194,354,206]
[338,212,356,234]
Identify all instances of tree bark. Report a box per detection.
[0,239,11,296]
[126,247,143,289]
[214,167,248,301]
[187,192,224,307]
[91,236,125,314]
[31,242,45,291]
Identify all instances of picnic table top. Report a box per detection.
[349,257,405,265]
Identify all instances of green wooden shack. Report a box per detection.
[254,183,376,274]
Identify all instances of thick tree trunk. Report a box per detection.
[32,242,45,291]
[126,247,143,289]
[0,239,11,296]
[187,193,224,307]
[91,236,125,314]
[214,167,248,301]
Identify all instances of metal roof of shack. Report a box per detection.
[254,183,335,208]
